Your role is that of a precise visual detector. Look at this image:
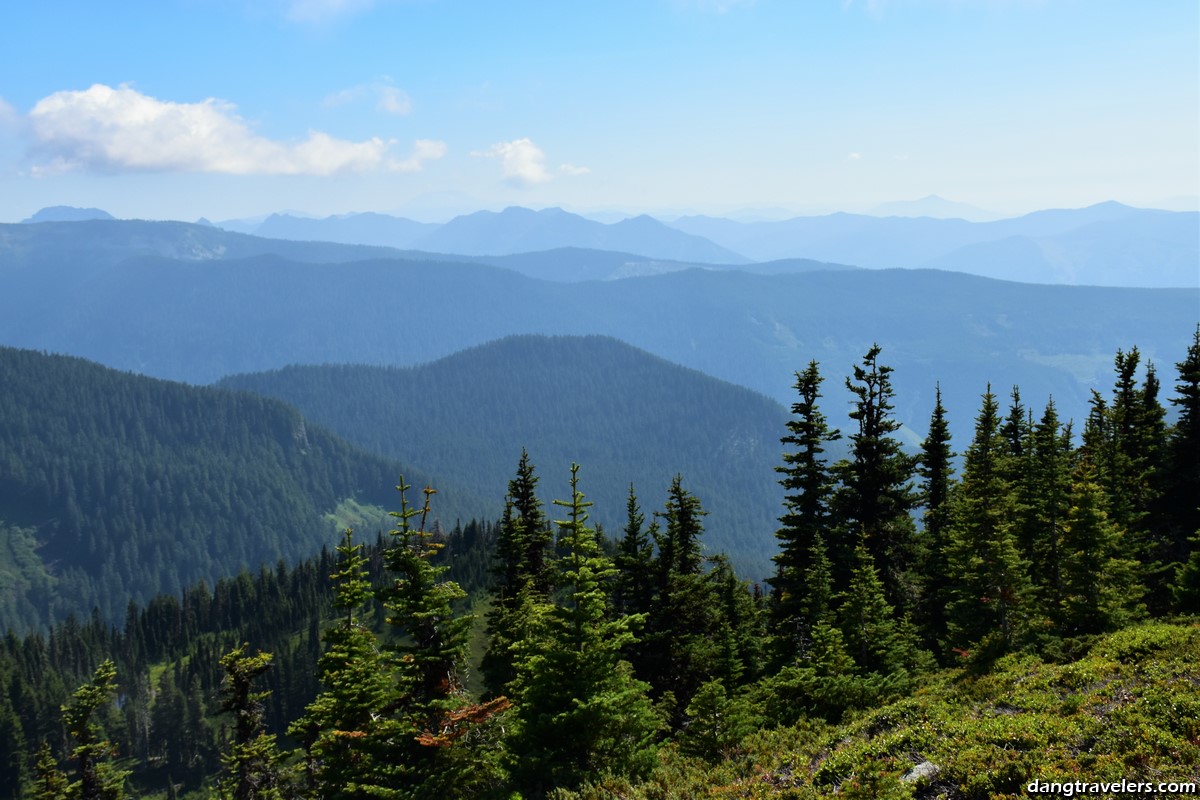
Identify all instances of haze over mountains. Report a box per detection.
[2,215,1195,447]
[195,200,1200,288]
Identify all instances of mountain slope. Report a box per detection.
[0,347,485,629]
[219,335,794,579]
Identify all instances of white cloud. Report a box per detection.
[25,84,443,176]
[475,138,552,185]
[559,163,591,176]
[847,152,863,161]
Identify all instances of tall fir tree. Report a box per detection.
[614,484,656,620]
[1025,400,1075,618]
[379,481,508,799]
[770,361,842,664]
[1165,326,1200,606]
[644,476,722,719]
[507,464,659,797]
[289,528,405,799]
[61,659,129,800]
[916,385,954,649]
[833,345,919,612]
[944,388,1033,658]
[1057,460,1145,635]
[216,645,289,800]
[482,450,552,697]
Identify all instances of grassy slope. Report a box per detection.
[562,622,1200,799]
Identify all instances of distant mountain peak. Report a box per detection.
[22,206,115,223]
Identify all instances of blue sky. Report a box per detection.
[1,0,1196,222]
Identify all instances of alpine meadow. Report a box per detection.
[0,2,1198,799]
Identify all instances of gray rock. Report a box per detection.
[901,760,941,783]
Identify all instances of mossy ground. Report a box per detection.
[557,622,1200,799]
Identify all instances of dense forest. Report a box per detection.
[1,329,1198,798]
[0,347,487,629]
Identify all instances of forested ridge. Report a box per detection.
[0,347,485,629]
[1,329,1198,798]
[218,334,794,577]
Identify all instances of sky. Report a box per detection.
[0,0,1197,222]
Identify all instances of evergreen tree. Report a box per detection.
[644,476,721,718]
[678,679,758,763]
[1025,400,1074,618]
[838,545,929,678]
[289,529,404,799]
[658,474,708,580]
[0,692,27,800]
[32,742,69,800]
[1165,327,1200,602]
[998,386,1032,487]
[1057,461,1144,635]
[1172,531,1200,613]
[798,532,836,634]
[916,385,954,648]
[482,450,552,697]
[507,464,659,797]
[1083,348,1173,611]
[216,645,289,800]
[61,659,129,800]
[707,553,766,687]
[833,345,919,612]
[614,484,656,620]
[770,361,841,663]
[944,388,1033,658]
[380,481,508,799]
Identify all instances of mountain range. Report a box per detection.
[2,218,1194,446]
[197,201,1199,288]
[668,202,1199,287]
[19,201,1197,287]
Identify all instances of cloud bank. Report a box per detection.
[26,84,443,176]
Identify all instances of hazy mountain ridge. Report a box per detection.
[668,202,1199,287]
[252,211,440,249]
[19,202,1196,287]
[1,222,1194,450]
[218,334,796,578]
[409,206,751,263]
